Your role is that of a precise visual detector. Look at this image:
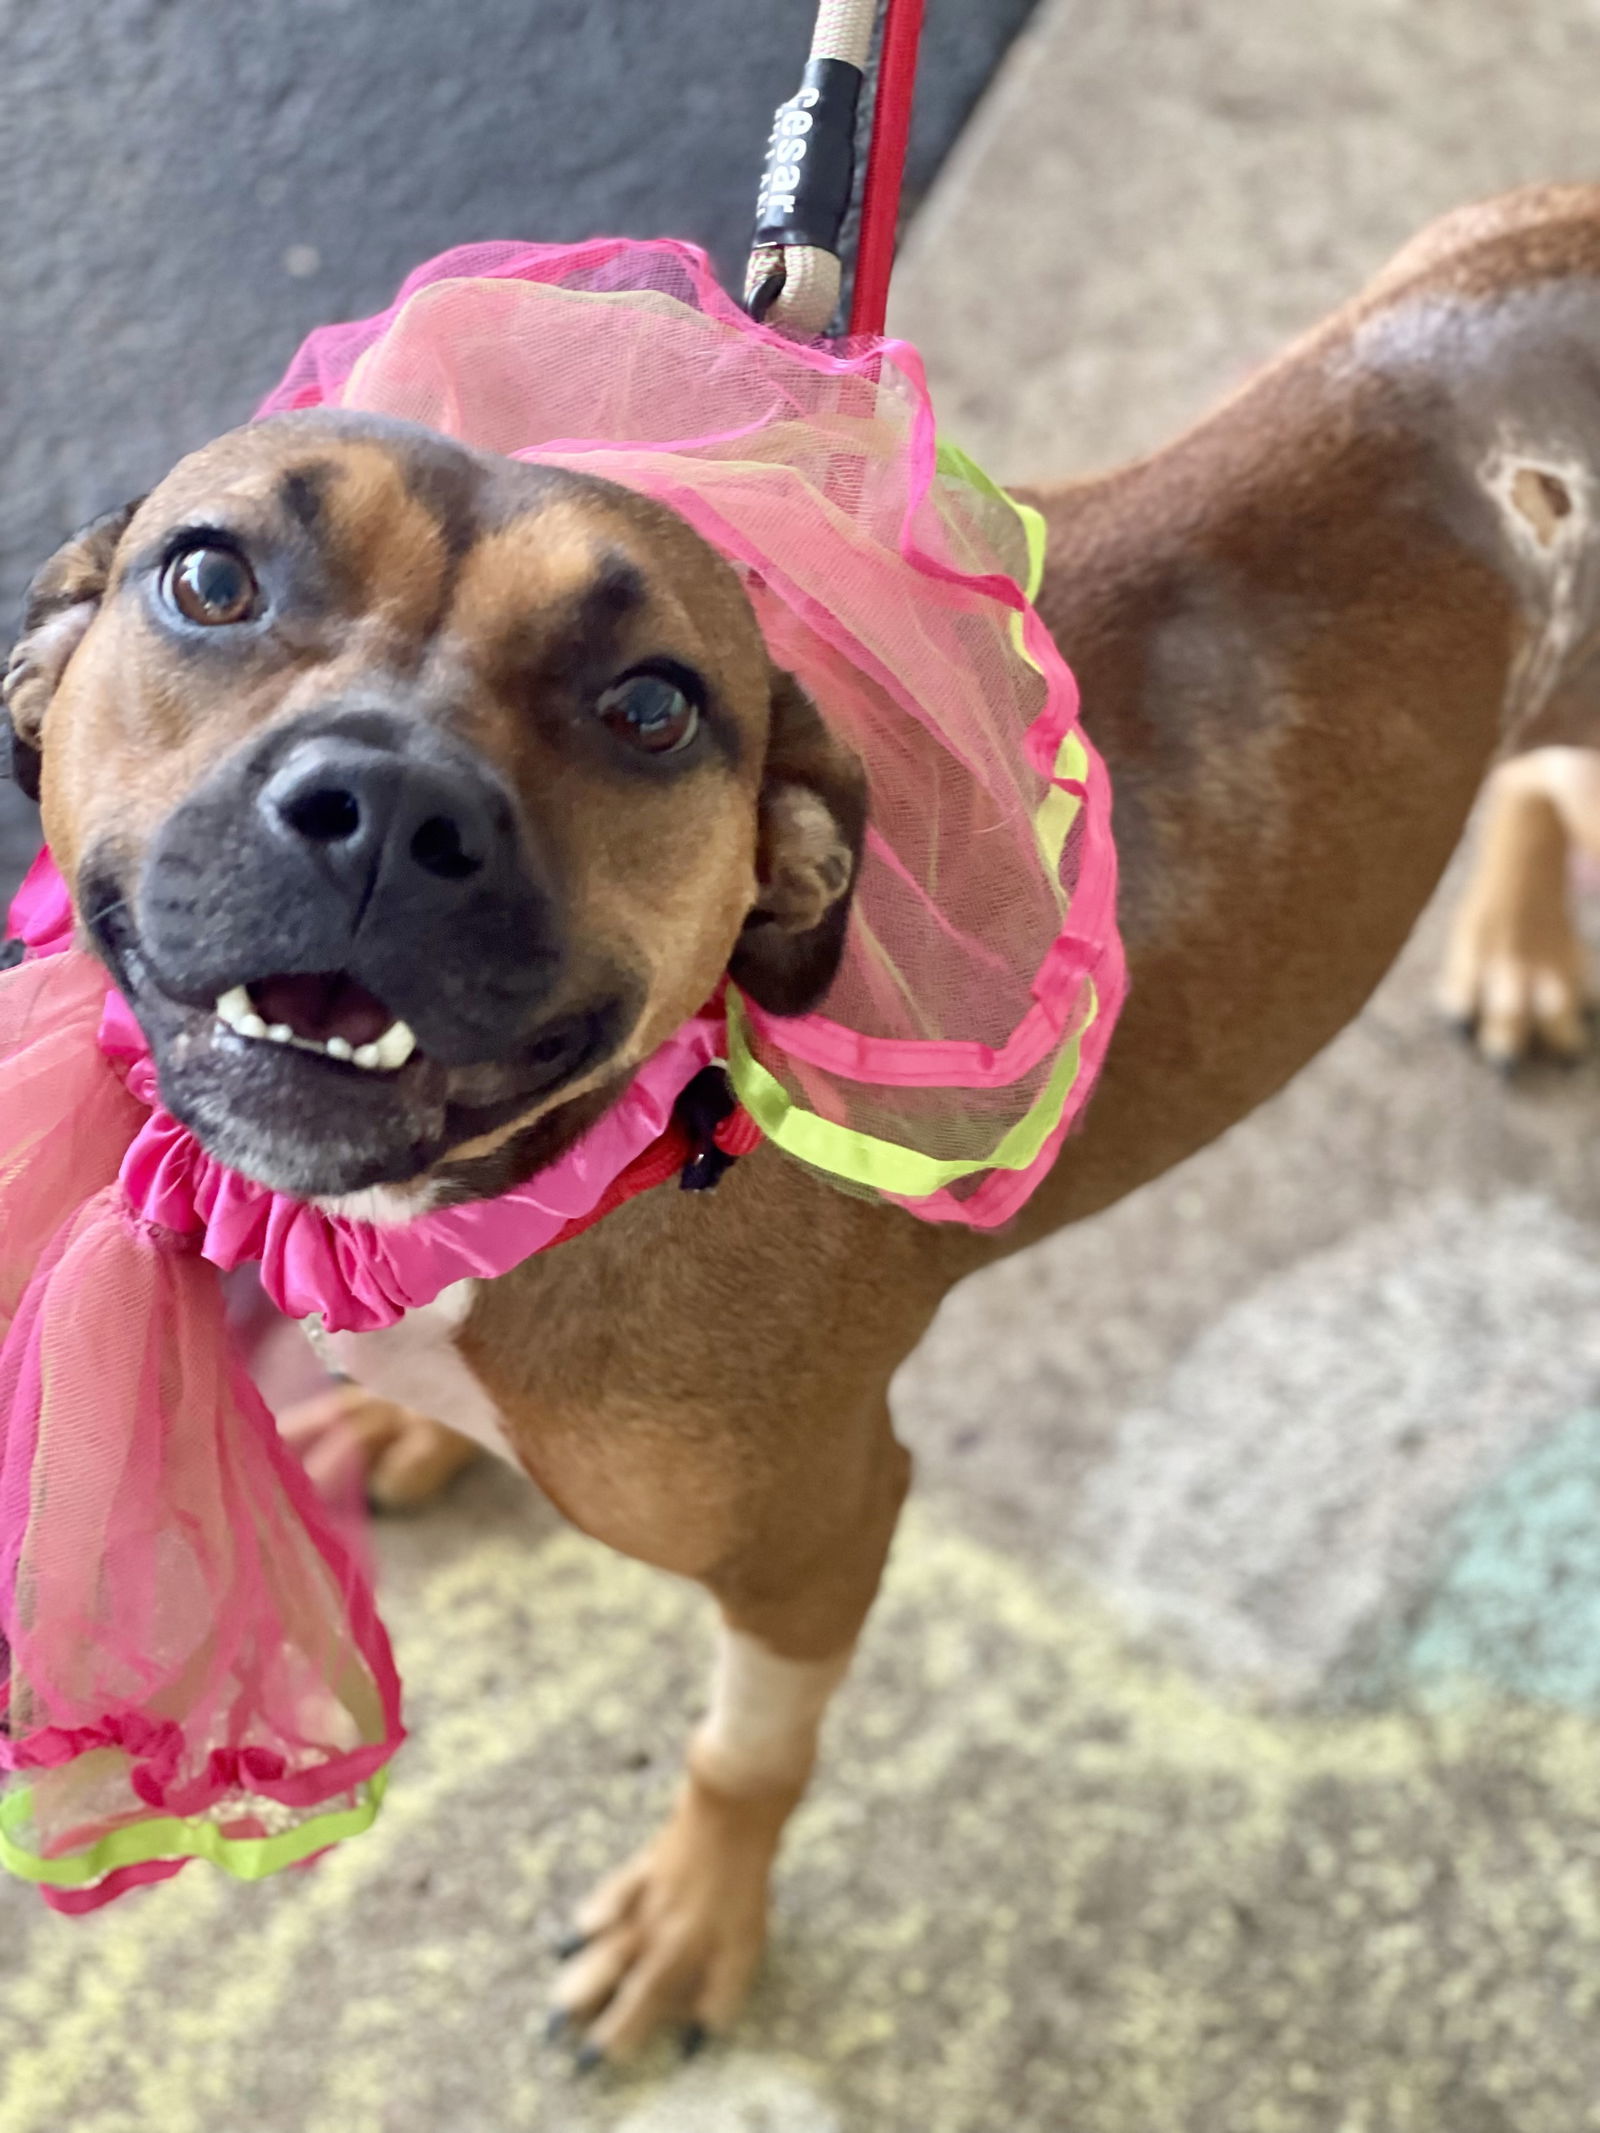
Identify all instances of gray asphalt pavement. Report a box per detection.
[0,0,1036,895]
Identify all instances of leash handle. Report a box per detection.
[745,0,924,340]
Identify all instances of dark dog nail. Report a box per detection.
[554,1930,590,1961]
[544,2009,570,2044]
[681,2022,710,2060]
[574,2042,606,2076]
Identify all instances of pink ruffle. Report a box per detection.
[115,1015,720,1333]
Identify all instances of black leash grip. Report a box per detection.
[752,56,862,256]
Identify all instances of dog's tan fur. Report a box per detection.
[15,185,1600,2059]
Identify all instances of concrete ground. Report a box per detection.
[9,4,1600,2130]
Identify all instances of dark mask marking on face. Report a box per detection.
[277,463,335,537]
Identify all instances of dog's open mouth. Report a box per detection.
[213,972,418,1074]
[81,857,635,1195]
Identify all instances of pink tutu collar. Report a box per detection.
[0,846,740,1913]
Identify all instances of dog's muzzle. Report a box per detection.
[136,706,559,1064]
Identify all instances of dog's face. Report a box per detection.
[2,412,864,1200]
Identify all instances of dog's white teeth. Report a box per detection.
[214,985,255,1032]
[371,1020,417,1071]
[338,1022,413,1072]
[212,996,415,1072]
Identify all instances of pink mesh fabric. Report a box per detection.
[257,237,1126,1226]
[0,950,402,1911]
[0,857,720,1912]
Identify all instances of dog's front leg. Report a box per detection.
[1439,745,1600,1062]
[549,1630,850,2061]
[547,1419,912,2064]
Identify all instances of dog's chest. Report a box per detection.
[320,1281,518,1464]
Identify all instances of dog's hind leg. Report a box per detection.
[548,1414,912,2064]
[1438,744,1600,1063]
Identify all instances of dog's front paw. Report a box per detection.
[1438,773,1592,1065]
[1437,887,1591,1066]
[549,1776,786,2066]
[277,1383,482,1510]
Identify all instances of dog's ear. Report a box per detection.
[2,500,142,801]
[728,667,867,1016]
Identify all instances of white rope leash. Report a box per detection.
[746,0,879,338]
[812,0,878,59]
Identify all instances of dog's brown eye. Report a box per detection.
[163,544,260,627]
[595,671,700,756]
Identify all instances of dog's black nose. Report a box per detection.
[260,733,503,898]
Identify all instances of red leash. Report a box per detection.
[848,0,927,339]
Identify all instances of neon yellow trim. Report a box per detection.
[0,1767,389,1892]
[934,439,1048,602]
[726,987,1097,1200]
[1036,730,1090,872]
[936,438,1080,871]
[1014,497,1048,603]
[730,440,1095,1205]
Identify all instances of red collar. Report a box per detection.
[543,1065,762,1250]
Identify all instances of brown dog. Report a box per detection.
[8,183,1600,2063]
